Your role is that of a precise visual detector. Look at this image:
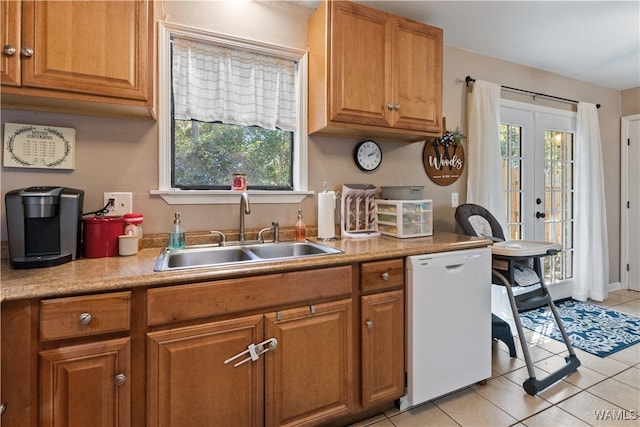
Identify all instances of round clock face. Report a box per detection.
[354,140,382,172]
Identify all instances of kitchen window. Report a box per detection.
[154,22,311,204]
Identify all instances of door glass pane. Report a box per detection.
[543,130,574,283]
[500,124,522,239]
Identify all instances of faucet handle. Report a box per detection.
[257,227,271,243]
[210,231,227,246]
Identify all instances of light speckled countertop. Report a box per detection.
[1,232,490,301]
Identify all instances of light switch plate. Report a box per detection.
[103,192,133,217]
[451,192,459,208]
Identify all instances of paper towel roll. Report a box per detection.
[317,191,336,240]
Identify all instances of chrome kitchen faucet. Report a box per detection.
[238,191,251,241]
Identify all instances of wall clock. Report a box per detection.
[354,140,382,172]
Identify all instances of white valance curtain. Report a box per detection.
[466,80,508,235]
[573,102,609,302]
[172,37,297,132]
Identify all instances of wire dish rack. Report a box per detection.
[340,184,381,238]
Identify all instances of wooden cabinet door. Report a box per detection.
[1,0,21,86]
[1,300,36,427]
[391,18,443,132]
[147,315,264,427]
[264,299,353,427]
[361,290,405,408]
[20,0,151,101]
[39,337,131,427]
[329,2,391,128]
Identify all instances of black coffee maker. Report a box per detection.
[5,187,84,268]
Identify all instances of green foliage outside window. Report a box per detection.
[172,120,293,190]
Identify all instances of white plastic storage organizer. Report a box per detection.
[375,199,433,238]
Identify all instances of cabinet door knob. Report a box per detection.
[20,47,33,57]
[381,272,390,281]
[0,402,6,416]
[365,320,374,329]
[387,103,394,111]
[114,373,126,386]
[394,104,400,111]
[78,312,92,325]
[3,45,16,56]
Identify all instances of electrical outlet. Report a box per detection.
[103,192,133,217]
[451,192,459,208]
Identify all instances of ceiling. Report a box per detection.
[293,1,640,91]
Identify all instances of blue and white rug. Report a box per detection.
[520,299,640,357]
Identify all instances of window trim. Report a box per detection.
[152,21,312,204]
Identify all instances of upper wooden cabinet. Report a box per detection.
[1,0,154,117]
[1,0,20,86]
[308,0,443,141]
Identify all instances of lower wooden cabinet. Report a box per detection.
[265,299,353,426]
[361,290,405,408]
[39,337,131,427]
[1,260,407,426]
[147,315,264,427]
[360,259,405,409]
[147,300,353,427]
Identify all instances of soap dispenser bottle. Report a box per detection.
[295,209,306,241]
[168,212,185,250]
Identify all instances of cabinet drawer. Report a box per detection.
[147,266,352,326]
[360,259,404,292]
[40,291,131,341]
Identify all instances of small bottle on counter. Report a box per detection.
[295,208,306,241]
[168,212,185,250]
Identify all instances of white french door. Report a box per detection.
[500,102,576,285]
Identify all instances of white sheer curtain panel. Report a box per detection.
[466,80,507,235]
[573,102,609,302]
[172,37,297,131]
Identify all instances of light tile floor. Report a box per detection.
[353,289,640,427]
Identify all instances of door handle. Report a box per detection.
[536,211,546,219]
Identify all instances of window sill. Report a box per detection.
[151,189,314,205]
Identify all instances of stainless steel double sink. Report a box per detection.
[154,241,343,271]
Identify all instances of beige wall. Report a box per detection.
[0,1,626,283]
[622,87,640,116]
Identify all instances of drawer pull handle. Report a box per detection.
[114,373,126,386]
[78,312,92,325]
[381,272,390,281]
[365,320,374,329]
[0,402,6,416]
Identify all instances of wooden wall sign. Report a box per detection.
[422,137,465,186]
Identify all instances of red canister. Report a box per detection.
[83,216,124,258]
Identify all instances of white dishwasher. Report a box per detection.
[401,248,492,410]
